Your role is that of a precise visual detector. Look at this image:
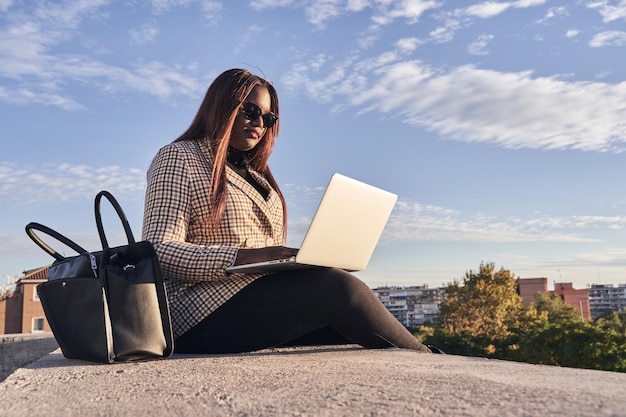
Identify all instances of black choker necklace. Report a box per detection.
[227,147,247,167]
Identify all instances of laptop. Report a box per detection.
[225,173,398,274]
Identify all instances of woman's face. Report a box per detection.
[229,86,273,152]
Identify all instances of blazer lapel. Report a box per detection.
[226,167,282,222]
[197,139,283,237]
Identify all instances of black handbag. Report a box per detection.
[25,191,173,363]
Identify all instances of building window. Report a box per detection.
[32,317,45,332]
[33,286,40,301]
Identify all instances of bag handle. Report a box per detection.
[94,191,135,250]
[25,222,89,262]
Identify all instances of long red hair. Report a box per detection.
[174,68,287,238]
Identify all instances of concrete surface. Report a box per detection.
[0,333,58,382]
[1,345,626,417]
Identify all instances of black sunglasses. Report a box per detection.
[242,102,278,128]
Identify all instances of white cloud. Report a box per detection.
[353,37,422,73]
[382,200,615,243]
[233,24,265,54]
[150,0,194,14]
[595,70,613,79]
[589,30,626,47]
[255,0,369,29]
[284,57,626,152]
[31,0,109,28]
[0,86,85,111]
[427,0,543,45]
[514,0,546,6]
[566,29,580,38]
[306,0,350,28]
[248,0,294,11]
[282,57,354,104]
[587,0,626,22]
[149,0,222,23]
[536,6,567,24]
[354,61,626,152]
[466,2,512,18]
[200,0,223,25]
[128,60,204,99]
[0,162,145,204]
[253,0,440,29]
[129,22,159,45]
[429,19,461,43]
[371,0,442,26]
[0,2,205,109]
[467,33,494,55]
[395,37,423,53]
[464,0,545,18]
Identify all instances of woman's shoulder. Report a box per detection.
[154,139,213,162]
[148,139,213,175]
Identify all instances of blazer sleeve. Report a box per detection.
[142,144,238,282]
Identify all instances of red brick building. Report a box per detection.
[517,277,548,307]
[0,267,51,335]
[517,277,591,320]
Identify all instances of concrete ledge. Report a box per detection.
[1,345,625,416]
[0,333,58,382]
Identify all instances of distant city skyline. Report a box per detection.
[4,267,625,294]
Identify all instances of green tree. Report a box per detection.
[437,262,526,340]
[509,321,626,372]
[596,311,626,334]
[531,291,581,323]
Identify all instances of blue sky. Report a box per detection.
[2,0,626,291]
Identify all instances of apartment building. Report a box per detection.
[588,283,626,320]
[372,285,442,328]
[553,282,591,321]
[0,267,50,335]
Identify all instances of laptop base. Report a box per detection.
[226,260,325,274]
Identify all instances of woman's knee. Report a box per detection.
[308,268,374,304]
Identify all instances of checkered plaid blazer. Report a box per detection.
[142,139,285,339]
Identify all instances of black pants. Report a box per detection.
[174,268,431,354]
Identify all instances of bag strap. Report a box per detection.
[25,222,89,262]
[94,191,135,250]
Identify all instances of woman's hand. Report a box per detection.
[233,246,299,266]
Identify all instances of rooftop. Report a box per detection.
[2,344,626,416]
